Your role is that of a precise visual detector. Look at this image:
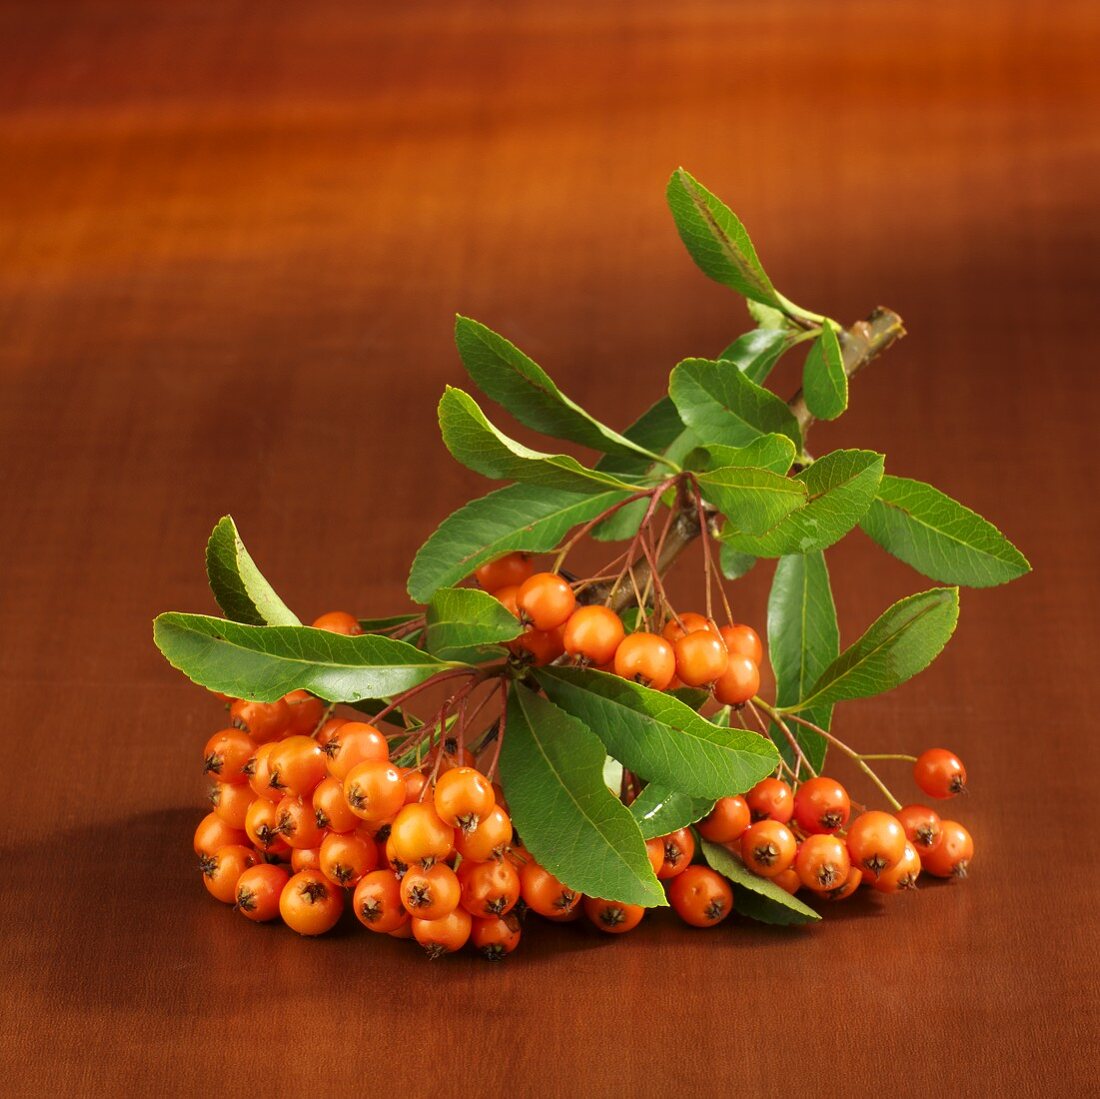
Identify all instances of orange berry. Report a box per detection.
[516,572,576,631]
[713,655,760,705]
[474,552,534,593]
[613,632,676,690]
[697,795,751,843]
[562,605,625,666]
[667,866,733,927]
[673,629,729,687]
[719,624,763,665]
[583,897,645,934]
[311,611,363,635]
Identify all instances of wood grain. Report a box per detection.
[1,2,1097,1094]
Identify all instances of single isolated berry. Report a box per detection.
[914,748,967,799]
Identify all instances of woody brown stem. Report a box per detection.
[590,307,904,614]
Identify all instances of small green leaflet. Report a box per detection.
[686,434,797,476]
[696,465,808,535]
[701,840,820,925]
[204,516,300,627]
[669,358,803,451]
[423,587,521,663]
[746,300,789,330]
[407,484,631,603]
[629,785,714,840]
[666,168,782,309]
[860,474,1031,588]
[802,323,847,420]
[719,544,756,580]
[720,449,884,557]
[454,317,659,462]
[437,387,640,494]
[791,587,960,711]
[534,666,778,799]
[767,553,839,771]
[717,328,791,386]
[501,684,665,907]
[152,613,455,703]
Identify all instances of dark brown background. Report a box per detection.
[1,2,1097,1095]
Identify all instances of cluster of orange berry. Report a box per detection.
[695,751,973,904]
[478,553,763,705]
[191,653,729,956]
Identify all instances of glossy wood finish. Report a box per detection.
[1,2,1097,1094]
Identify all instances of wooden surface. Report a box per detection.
[2,2,1098,1095]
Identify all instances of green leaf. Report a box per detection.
[153,613,455,703]
[407,483,631,603]
[629,785,714,840]
[700,839,820,925]
[501,684,665,907]
[687,434,797,476]
[746,300,789,330]
[666,169,782,308]
[697,465,808,535]
[767,553,839,771]
[717,328,791,386]
[596,397,692,477]
[357,613,421,633]
[793,587,960,711]
[423,587,521,663]
[204,516,300,627]
[720,449,884,557]
[534,667,778,799]
[454,317,658,461]
[719,544,756,580]
[437,387,639,494]
[670,358,803,452]
[802,323,847,420]
[859,474,1031,588]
